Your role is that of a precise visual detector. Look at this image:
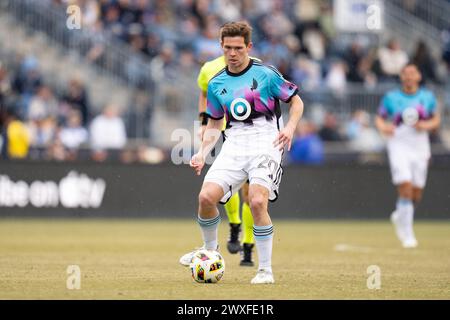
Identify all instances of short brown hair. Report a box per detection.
[220,21,253,45]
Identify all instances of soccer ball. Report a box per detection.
[190,249,225,283]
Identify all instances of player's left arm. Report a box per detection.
[415,112,441,132]
[274,95,304,151]
[415,93,441,132]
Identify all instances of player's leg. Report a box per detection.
[248,183,274,284]
[404,158,429,247]
[388,147,415,247]
[412,187,423,204]
[240,182,255,266]
[393,182,416,247]
[223,192,242,254]
[179,182,224,266]
[198,182,225,249]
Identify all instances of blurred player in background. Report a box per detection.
[196,54,258,266]
[376,63,440,248]
[182,21,304,284]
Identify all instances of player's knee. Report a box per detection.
[249,195,266,213]
[398,183,413,199]
[198,190,217,208]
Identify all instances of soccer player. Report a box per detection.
[376,63,440,248]
[197,55,257,266]
[181,21,304,284]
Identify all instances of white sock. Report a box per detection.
[253,225,273,273]
[197,213,221,250]
[405,203,415,240]
[396,198,414,238]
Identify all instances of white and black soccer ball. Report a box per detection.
[190,249,225,283]
[402,107,419,126]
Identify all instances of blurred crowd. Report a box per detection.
[0,57,163,163]
[49,0,450,89]
[1,0,450,164]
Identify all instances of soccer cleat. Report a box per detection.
[402,238,418,248]
[251,269,275,284]
[227,223,242,254]
[239,243,255,267]
[179,245,219,267]
[390,211,407,244]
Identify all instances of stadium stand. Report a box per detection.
[0,0,449,164]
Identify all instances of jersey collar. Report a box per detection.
[226,58,254,77]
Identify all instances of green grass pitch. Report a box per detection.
[0,219,449,299]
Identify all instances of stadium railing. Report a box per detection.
[4,0,154,90]
[390,0,450,32]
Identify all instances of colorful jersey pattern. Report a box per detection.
[206,59,298,129]
[378,88,437,126]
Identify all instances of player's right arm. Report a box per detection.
[375,94,395,136]
[190,118,222,175]
[190,79,224,176]
[375,115,395,136]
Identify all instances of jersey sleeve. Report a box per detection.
[206,82,224,119]
[197,64,209,93]
[378,94,391,119]
[268,67,299,103]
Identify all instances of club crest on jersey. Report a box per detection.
[230,98,251,121]
[402,107,419,126]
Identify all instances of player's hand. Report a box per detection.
[197,125,207,142]
[190,152,205,176]
[274,124,295,151]
[414,121,429,131]
[381,123,395,136]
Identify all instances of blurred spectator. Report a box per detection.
[344,41,365,83]
[443,28,450,71]
[27,85,58,149]
[46,137,67,161]
[124,90,152,139]
[28,117,57,149]
[1,107,30,159]
[216,0,241,22]
[28,85,58,122]
[412,40,439,84]
[325,60,347,95]
[79,0,100,29]
[291,55,321,91]
[346,110,383,153]
[194,15,222,63]
[90,104,127,152]
[62,78,90,126]
[0,62,12,109]
[59,110,88,158]
[301,27,327,61]
[12,56,43,117]
[378,39,409,80]
[289,119,324,165]
[318,112,344,142]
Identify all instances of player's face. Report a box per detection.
[400,65,421,90]
[221,36,252,72]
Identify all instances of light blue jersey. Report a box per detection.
[206,59,298,132]
[378,88,437,126]
[379,87,437,160]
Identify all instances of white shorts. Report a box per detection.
[387,144,429,188]
[204,138,284,204]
